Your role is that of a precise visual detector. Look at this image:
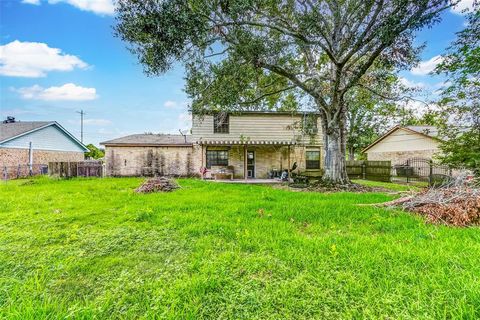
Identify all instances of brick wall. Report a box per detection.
[0,148,84,167]
[367,150,440,165]
[205,145,322,179]
[104,146,202,177]
[104,144,324,178]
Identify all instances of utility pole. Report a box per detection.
[76,110,86,143]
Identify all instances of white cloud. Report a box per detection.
[15,83,97,101]
[163,100,178,108]
[164,100,191,109]
[22,0,115,15]
[69,118,112,126]
[399,77,426,88]
[451,0,474,14]
[22,0,40,4]
[411,55,444,76]
[0,40,88,78]
[178,112,192,131]
[49,0,115,15]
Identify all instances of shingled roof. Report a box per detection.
[100,134,192,146]
[0,121,55,143]
[0,120,88,151]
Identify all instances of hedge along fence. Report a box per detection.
[49,161,104,178]
[346,160,391,182]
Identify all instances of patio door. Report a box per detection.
[247,151,255,178]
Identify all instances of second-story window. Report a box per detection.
[214,113,229,133]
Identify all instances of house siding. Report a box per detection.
[192,114,323,145]
[1,125,86,152]
[365,128,441,165]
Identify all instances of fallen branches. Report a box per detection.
[135,177,179,193]
[385,174,480,226]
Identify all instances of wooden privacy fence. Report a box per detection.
[49,161,104,178]
[346,160,391,182]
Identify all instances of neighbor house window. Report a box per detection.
[206,150,228,168]
[213,113,229,133]
[306,150,320,169]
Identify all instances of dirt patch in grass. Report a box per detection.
[276,181,391,193]
[19,179,37,186]
[135,177,179,193]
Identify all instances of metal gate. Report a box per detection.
[392,158,452,185]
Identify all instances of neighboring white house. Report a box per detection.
[363,125,441,165]
[0,118,88,170]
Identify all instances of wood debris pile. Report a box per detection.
[135,177,179,193]
[388,174,480,226]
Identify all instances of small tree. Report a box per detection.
[85,144,105,159]
[116,0,454,183]
[435,2,480,174]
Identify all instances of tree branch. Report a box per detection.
[239,86,296,105]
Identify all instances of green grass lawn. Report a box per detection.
[1,177,479,319]
[352,179,425,192]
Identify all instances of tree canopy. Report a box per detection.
[435,2,480,174]
[116,0,454,183]
[85,144,105,160]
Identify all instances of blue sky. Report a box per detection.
[0,0,474,146]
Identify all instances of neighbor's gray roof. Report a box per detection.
[0,121,54,143]
[100,134,193,146]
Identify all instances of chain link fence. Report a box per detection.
[2,164,48,180]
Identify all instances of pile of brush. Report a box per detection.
[384,174,480,226]
[135,177,179,193]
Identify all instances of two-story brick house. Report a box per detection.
[101,111,324,179]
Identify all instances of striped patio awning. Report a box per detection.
[197,140,296,146]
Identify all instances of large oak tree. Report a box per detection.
[115,0,454,183]
[435,2,480,175]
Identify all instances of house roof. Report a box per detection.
[100,134,193,147]
[0,121,54,142]
[362,125,440,153]
[0,121,88,152]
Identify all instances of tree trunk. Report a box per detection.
[348,148,355,161]
[322,123,350,184]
